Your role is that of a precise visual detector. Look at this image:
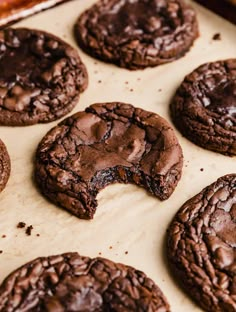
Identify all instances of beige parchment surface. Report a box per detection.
[0,1,235,311]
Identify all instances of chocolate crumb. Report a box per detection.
[98,252,102,255]
[125,81,129,84]
[0,250,2,254]
[17,222,26,228]
[25,225,33,236]
[36,234,40,237]
[200,168,204,172]
[109,246,113,249]
[130,88,134,92]
[125,251,128,254]
[158,88,162,92]
[212,33,221,40]
[2,235,6,238]
[98,80,102,83]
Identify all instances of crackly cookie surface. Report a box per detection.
[0,252,170,311]
[35,102,183,219]
[0,28,88,126]
[171,59,236,155]
[0,139,10,192]
[74,0,198,70]
[167,174,236,312]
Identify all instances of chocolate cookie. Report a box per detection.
[35,102,183,219]
[167,174,236,312]
[0,28,88,126]
[0,139,10,192]
[171,59,236,155]
[0,252,170,311]
[74,0,198,70]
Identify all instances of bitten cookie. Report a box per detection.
[35,102,183,219]
[171,59,236,155]
[0,28,88,126]
[0,139,10,192]
[0,252,170,311]
[167,174,236,312]
[74,0,198,70]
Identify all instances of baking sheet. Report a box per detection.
[0,1,235,311]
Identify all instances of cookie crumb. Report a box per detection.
[125,81,129,84]
[212,33,221,40]
[109,246,113,249]
[98,80,102,83]
[130,88,134,92]
[17,222,26,228]
[200,168,204,172]
[25,225,33,236]
[158,88,162,92]
[98,252,102,255]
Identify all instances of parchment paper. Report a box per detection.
[0,1,235,311]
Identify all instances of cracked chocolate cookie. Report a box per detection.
[0,28,88,126]
[167,174,236,312]
[74,0,198,70]
[35,102,183,219]
[0,252,170,311]
[171,59,236,155]
[0,139,10,192]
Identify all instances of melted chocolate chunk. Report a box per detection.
[35,102,183,219]
[0,28,88,126]
[74,0,198,70]
[171,59,236,155]
[0,139,10,193]
[0,252,170,311]
[167,174,236,312]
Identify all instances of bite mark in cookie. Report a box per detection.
[35,102,183,219]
